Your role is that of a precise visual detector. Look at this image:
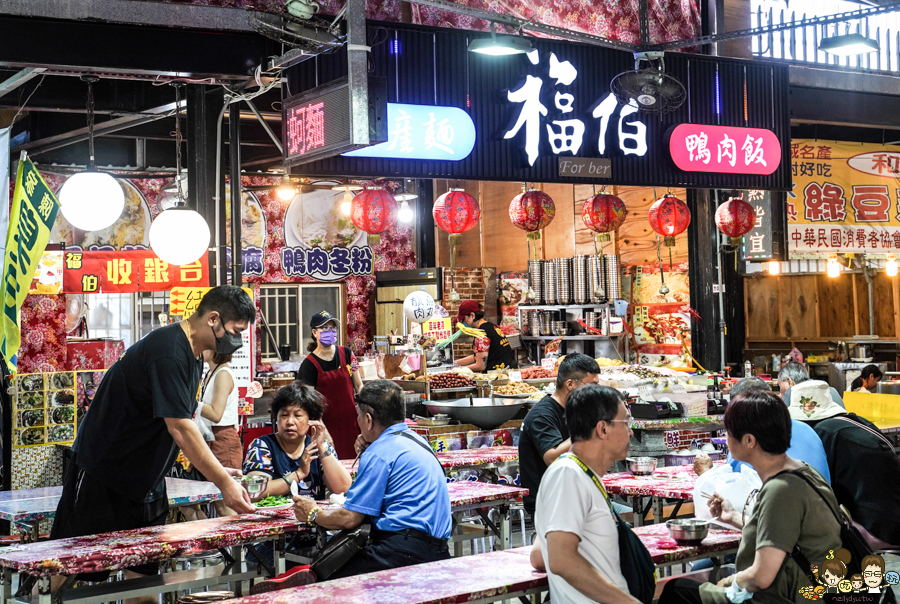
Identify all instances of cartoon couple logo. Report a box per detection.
[801,549,899,600]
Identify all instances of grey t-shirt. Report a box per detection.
[700,464,842,604]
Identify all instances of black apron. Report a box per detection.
[481,322,518,371]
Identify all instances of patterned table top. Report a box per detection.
[0,478,222,525]
[214,547,547,604]
[632,524,742,564]
[341,446,520,476]
[0,482,526,576]
[630,415,725,431]
[0,510,303,576]
[602,469,699,499]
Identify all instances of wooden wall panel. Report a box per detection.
[817,274,856,337]
[481,181,531,272]
[780,276,817,339]
[434,179,483,268]
[854,272,897,337]
[746,277,783,338]
[541,184,576,260]
[615,186,688,267]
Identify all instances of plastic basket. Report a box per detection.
[663,451,722,467]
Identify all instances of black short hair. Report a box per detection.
[473,310,485,321]
[272,381,326,421]
[724,390,791,455]
[195,285,256,325]
[356,379,404,427]
[861,364,883,380]
[556,353,601,389]
[730,377,771,398]
[566,384,624,442]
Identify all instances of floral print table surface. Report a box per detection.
[630,415,725,431]
[0,478,222,525]
[219,547,547,604]
[602,470,698,499]
[632,524,741,565]
[446,481,527,507]
[0,510,306,576]
[341,446,519,476]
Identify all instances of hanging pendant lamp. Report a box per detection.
[57,76,125,231]
[149,84,210,266]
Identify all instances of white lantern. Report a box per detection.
[403,291,436,324]
[58,171,125,231]
[149,206,211,266]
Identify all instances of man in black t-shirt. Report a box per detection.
[51,285,257,588]
[519,354,601,515]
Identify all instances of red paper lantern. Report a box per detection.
[509,189,556,239]
[350,187,398,245]
[433,189,481,236]
[582,194,627,242]
[715,198,755,243]
[648,193,691,247]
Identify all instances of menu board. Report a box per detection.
[13,371,77,448]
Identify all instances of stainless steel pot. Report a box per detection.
[424,397,524,430]
[877,380,900,395]
[666,519,710,544]
[626,457,658,476]
[851,344,872,360]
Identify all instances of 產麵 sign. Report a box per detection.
[789,139,900,254]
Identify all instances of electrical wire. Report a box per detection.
[9,75,46,126]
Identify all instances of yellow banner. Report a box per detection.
[1,158,61,371]
[170,286,254,318]
[789,138,900,254]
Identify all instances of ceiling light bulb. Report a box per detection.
[767,261,780,276]
[888,257,898,277]
[827,256,840,278]
[818,33,880,56]
[58,171,125,231]
[149,205,211,266]
[398,200,413,223]
[276,177,296,202]
[341,191,353,216]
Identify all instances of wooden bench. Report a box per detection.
[221,547,548,604]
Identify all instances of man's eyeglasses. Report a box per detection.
[608,416,634,425]
[863,571,883,578]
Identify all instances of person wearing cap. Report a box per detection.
[787,379,900,549]
[297,311,362,459]
[454,300,518,372]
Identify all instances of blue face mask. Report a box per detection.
[318,330,337,346]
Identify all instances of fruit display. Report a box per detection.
[494,382,539,395]
[428,372,477,389]
[520,366,557,379]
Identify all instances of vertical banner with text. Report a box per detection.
[1,157,61,371]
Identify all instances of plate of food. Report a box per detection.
[50,373,74,390]
[283,189,363,250]
[51,406,76,424]
[51,389,75,408]
[253,495,294,511]
[17,428,44,446]
[225,187,267,249]
[17,374,45,392]
[48,424,74,442]
[52,180,152,250]
[18,391,45,410]
[17,409,45,428]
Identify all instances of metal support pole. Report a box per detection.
[229,103,243,286]
[187,85,224,285]
[347,0,371,147]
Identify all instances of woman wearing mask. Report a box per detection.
[297,311,362,459]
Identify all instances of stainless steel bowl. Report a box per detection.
[626,457,658,476]
[234,474,269,499]
[424,397,525,430]
[666,518,710,544]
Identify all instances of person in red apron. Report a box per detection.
[297,311,363,459]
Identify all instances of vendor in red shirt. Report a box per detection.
[454,300,517,372]
[297,311,363,460]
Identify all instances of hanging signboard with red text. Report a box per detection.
[788,139,900,255]
[62,250,209,294]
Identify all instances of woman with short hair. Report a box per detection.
[659,390,842,604]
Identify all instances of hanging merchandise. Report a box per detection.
[648,192,691,275]
[433,188,481,302]
[509,186,556,264]
[582,193,628,243]
[714,198,755,245]
[350,187,398,246]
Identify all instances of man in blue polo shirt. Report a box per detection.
[257,379,450,592]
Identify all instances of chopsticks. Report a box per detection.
[699,490,714,500]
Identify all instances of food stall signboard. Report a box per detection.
[668,124,781,175]
[12,372,76,448]
[741,190,775,261]
[788,139,900,254]
[63,250,210,293]
[423,317,452,342]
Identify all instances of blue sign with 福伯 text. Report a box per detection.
[343,103,476,161]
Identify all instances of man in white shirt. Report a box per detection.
[530,384,642,604]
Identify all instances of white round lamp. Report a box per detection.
[149,204,211,266]
[58,171,125,231]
